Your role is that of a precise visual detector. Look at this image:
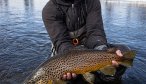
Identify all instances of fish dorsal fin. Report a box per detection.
[100,65,116,76]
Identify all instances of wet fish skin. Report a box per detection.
[23,49,136,84]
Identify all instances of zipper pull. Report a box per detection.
[78,17,80,21]
[72,4,74,9]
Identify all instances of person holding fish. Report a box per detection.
[42,0,132,83]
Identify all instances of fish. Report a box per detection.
[23,48,136,84]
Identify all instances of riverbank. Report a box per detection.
[103,0,146,5]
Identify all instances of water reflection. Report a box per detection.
[0,0,8,6]
[0,0,8,10]
[0,0,50,84]
[102,1,146,44]
[24,0,33,11]
[104,0,146,6]
[24,0,33,6]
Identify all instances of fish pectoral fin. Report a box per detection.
[83,72,95,84]
[100,65,116,76]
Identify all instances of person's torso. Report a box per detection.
[52,0,87,32]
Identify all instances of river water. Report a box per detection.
[0,0,146,84]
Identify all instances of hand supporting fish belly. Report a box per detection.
[23,48,136,84]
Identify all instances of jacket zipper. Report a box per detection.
[72,3,80,40]
[72,4,76,37]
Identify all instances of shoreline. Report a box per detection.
[102,0,146,4]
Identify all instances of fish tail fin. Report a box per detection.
[119,50,136,67]
[123,50,136,59]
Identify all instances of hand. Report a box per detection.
[112,50,123,67]
[62,72,77,80]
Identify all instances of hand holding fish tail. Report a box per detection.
[112,50,123,67]
[61,44,132,83]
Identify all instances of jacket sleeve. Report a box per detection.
[85,0,107,49]
[42,1,73,54]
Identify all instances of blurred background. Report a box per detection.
[0,0,146,84]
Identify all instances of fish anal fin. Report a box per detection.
[83,72,95,84]
[48,80,53,84]
[100,65,116,76]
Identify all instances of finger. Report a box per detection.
[116,50,123,57]
[112,60,119,67]
[72,73,77,78]
[67,73,71,80]
[62,74,67,80]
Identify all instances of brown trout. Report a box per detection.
[23,49,136,84]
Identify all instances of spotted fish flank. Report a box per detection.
[23,49,136,84]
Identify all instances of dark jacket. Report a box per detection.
[42,0,107,54]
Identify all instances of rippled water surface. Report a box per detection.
[0,0,146,84]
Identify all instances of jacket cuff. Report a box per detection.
[94,45,107,50]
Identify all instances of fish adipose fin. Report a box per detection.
[100,65,116,76]
[119,50,136,67]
